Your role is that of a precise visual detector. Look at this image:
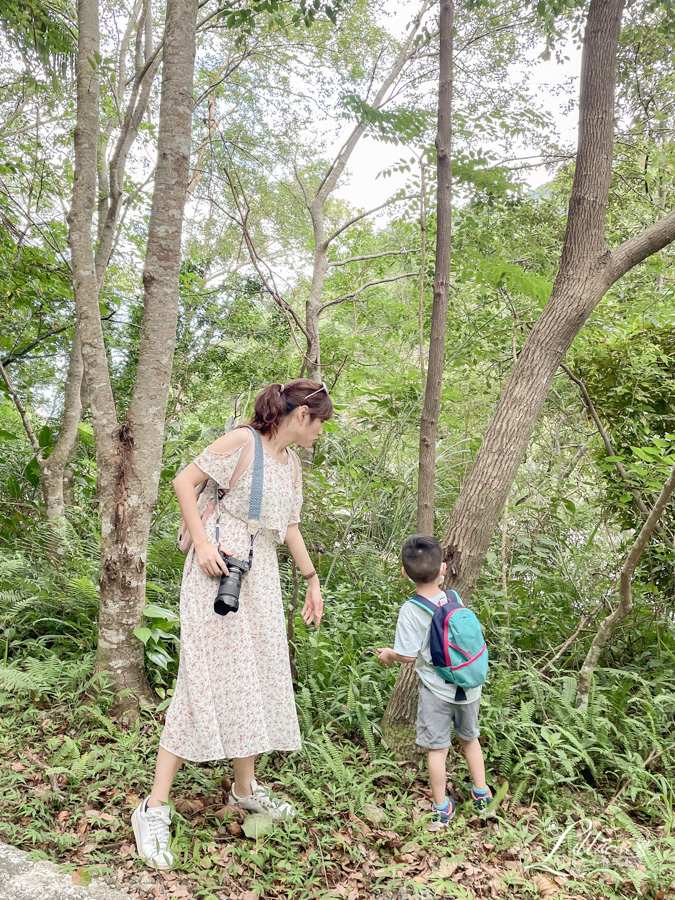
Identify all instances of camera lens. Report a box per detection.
[214,553,249,616]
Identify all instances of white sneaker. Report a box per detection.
[131,797,176,869]
[229,779,294,821]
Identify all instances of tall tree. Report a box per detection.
[440,0,675,598]
[384,0,675,751]
[382,0,453,755]
[69,0,198,710]
[417,0,452,535]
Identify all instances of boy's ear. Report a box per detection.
[440,562,447,577]
[401,565,413,582]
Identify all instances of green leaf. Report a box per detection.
[38,425,53,450]
[242,813,275,838]
[143,604,179,622]
[77,423,94,446]
[72,868,92,887]
[133,627,153,645]
[0,429,18,441]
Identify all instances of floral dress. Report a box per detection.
[160,442,303,762]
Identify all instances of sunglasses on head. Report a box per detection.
[304,381,329,400]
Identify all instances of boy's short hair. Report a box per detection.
[401,534,443,584]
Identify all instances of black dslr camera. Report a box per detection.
[213,551,250,616]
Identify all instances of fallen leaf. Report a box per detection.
[361,804,386,825]
[174,798,204,815]
[241,892,259,900]
[72,868,92,887]
[11,762,26,772]
[227,821,243,837]
[212,804,246,822]
[242,813,275,839]
[85,809,116,821]
[348,813,372,837]
[412,874,427,884]
[371,828,403,848]
[532,873,559,898]
[432,859,459,879]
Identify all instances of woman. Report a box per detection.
[132,379,333,868]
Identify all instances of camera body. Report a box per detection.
[213,551,250,616]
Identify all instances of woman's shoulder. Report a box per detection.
[205,427,250,456]
[287,447,302,481]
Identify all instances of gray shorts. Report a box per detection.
[416,682,481,749]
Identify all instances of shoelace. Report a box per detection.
[147,808,170,850]
[251,784,283,810]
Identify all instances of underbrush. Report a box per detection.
[1,532,674,898]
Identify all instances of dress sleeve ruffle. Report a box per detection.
[287,450,303,525]
[193,445,245,487]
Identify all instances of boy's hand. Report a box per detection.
[376,647,397,667]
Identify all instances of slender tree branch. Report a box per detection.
[319,272,417,312]
[324,194,417,247]
[0,360,42,457]
[328,248,420,268]
[560,363,673,546]
[2,324,72,367]
[608,209,675,284]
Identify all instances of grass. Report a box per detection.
[1,675,674,900]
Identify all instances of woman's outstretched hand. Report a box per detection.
[302,579,323,627]
[195,542,232,578]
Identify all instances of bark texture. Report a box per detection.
[417,0,453,535]
[95,0,199,710]
[380,663,424,761]
[440,0,675,598]
[576,463,675,709]
[68,0,198,711]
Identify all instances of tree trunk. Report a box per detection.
[68,0,198,712]
[439,0,675,599]
[41,326,85,519]
[380,664,424,761]
[301,0,431,381]
[575,463,675,710]
[382,0,675,752]
[417,0,453,536]
[95,0,198,712]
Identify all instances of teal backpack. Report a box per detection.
[409,590,488,690]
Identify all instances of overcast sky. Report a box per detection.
[333,33,584,212]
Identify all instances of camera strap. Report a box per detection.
[215,425,264,568]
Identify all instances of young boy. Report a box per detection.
[376,534,492,829]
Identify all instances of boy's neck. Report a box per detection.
[413,581,445,600]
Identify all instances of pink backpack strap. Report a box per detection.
[287,448,301,483]
[226,428,255,489]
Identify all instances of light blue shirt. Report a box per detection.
[393,591,482,704]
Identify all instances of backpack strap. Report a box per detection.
[287,448,301,483]
[408,594,443,615]
[444,589,463,606]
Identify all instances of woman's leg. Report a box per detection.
[233,755,255,797]
[148,747,184,807]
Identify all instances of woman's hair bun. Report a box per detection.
[248,379,333,436]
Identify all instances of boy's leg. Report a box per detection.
[457,737,487,791]
[428,747,450,806]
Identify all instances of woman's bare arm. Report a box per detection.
[173,430,248,577]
